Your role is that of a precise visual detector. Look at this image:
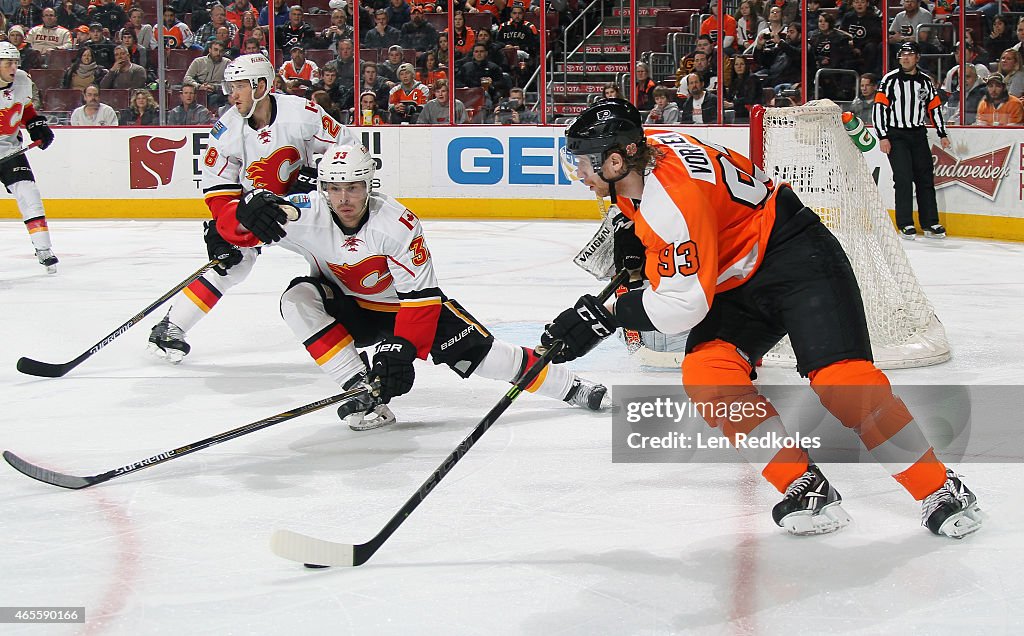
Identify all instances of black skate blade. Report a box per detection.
[3,451,94,489]
[16,357,69,378]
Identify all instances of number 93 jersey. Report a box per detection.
[278,190,442,356]
[201,94,358,206]
[616,130,781,335]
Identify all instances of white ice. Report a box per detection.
[1,219,1022,635]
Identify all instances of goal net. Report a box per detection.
[751,99,950,369]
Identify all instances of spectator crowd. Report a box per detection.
[1,0,1019,126]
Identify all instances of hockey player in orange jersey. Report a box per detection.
[543,98,984,539]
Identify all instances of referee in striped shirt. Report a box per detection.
[873,41,950,239]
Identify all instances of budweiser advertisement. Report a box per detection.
[863,129,1023,220]
[931,143,1013,200]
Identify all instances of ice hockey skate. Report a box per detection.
[922,469,984,538]
[337,373,396,431]
[924,224,947,239]
[147,313,191,364]
[772,464,852,535]
[35,248,57,274]
[563,377,609,411]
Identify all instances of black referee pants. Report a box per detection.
[886,127,939,229]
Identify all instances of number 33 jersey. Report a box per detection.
[614,130,781,335]
[280,190,442,356]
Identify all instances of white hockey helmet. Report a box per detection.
[221,53,274,117]
[318,143,376,189]
[0,41,21,62]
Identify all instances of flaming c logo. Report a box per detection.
[245,146,301,193]
[129,135,187,189]
[0,103,25,136]
[328,257,393,295]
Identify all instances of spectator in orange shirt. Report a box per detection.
[700,0,738,55]
[975,73,1024,126]
[388,61,430,122]
[416,50,447,85]
[226,0,258,29]
[280,44,320,94]
[349,89,388,125]
[448,10,475,61]
[634,61,656,110]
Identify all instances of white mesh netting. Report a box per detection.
[759,99,950,369]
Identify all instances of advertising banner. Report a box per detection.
[1,123,1020,238]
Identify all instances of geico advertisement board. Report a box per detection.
[425,125,748,199]
[430,127,582,196]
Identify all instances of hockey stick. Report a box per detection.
[3,383,374,489]
[16,259,220,377]
[0,140,41,164]
[270,270,629,568]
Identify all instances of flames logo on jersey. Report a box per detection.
[0,102,24,136]
[129,135,188,189]
[245,146,301,194]
[342,236,362,252]
[328,256,392,295]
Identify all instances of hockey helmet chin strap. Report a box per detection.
[242,78,271,119]
[598,143,639,203]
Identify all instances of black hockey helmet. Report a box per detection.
[564,97,645,162]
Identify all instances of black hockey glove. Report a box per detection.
[541,294,619,363]
[203,221,242,275]
[612,212,645,274]
[25,116,54,150]
[370,336,417,402]
[236,189,290,244]
[287,165,319,195]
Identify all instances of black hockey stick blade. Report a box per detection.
[3,451,96,489]
[15,357,71,378]
[270,270,630,568]
[3,384,373,490]
[15,259,219,378]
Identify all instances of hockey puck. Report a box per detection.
[304,563,330,569]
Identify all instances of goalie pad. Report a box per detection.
[573,205,616,280]
[633,330,689,368]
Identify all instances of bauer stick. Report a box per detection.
[270,269,629,568]
[16,259,220,377]
[3,382,376,489]
[0,140,42,164]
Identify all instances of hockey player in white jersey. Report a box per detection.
[228,142,608,430]
[0,42,57,273]
[148,53,358,363]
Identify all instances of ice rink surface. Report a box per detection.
[1,218,1022,635]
